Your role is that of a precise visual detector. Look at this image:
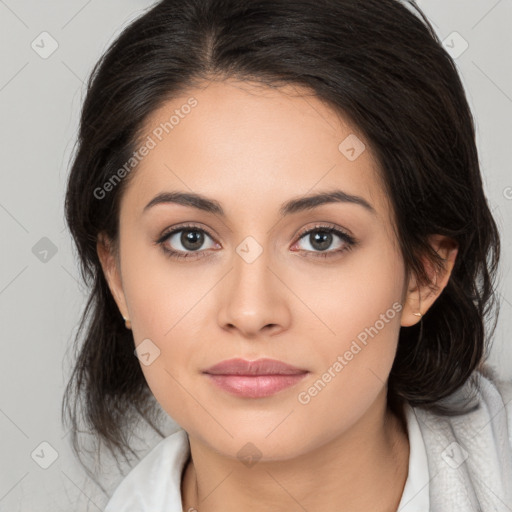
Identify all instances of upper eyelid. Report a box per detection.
[159,223,215,241]
[295,223,353,239]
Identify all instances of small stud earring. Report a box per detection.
[413,311,423,319]
[122,316,132,329]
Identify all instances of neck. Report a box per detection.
[181,392,409,512]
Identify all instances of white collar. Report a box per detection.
[397,401,430,511]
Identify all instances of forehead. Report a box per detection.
[121,79,392,225]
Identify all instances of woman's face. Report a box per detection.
[99,79,421,460]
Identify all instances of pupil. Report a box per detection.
[182,230,204,251]
[311,231,332,251]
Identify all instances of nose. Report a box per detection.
[216,245,292,338]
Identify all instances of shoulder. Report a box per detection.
[411,362,512,510]
[412,362,512,440]
[104,429,190,512]
[416,361,512,453]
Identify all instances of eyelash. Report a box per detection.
[155,222,357,261]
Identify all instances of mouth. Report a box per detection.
[203,358,309,398]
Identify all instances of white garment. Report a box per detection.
[398,402,430,511]
[104,365,512,511]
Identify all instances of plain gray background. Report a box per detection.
[1,1,511,510]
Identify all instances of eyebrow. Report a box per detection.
[143,189,377,217]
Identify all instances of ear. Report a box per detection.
[401,234,458,327]
[96,232,130,322]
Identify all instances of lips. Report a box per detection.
[203,358,309,398]
[203,358,308,376]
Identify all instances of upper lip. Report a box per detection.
[203,358,308,376]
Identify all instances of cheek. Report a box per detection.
[122,232,216,337]
[289,231,405,355]
[118,238,211,422]
[291,305,403,455]
[133,314,202,431]
[289,238,405,420]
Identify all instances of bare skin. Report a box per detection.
[97,78,458,512]
[180,384,410,512]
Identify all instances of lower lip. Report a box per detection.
[205,373,308,398]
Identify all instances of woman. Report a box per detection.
[62,0,512,510]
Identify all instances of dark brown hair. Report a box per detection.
[62,0,501,487]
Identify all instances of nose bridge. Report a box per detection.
[233,236,272,297]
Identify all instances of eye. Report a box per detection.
[291,224,357,258]
[156,223,219,260]
[155,222,357,261]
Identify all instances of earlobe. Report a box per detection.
[96,233,129,322]
[400,234,458,327]
[401,275,424,328]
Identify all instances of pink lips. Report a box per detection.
[203,358,309,398]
